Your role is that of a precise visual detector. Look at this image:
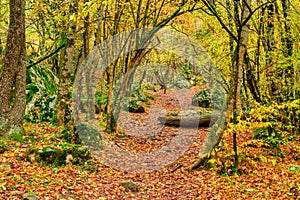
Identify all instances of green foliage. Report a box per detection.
[179,63,193,81]
[0,142,8,153]
[264,55,300,103]
[225,98,300,160]
[0,118,10,132]
[192,89,211,108]
[61,126,72,143]
[26,84,39,104]
[95,90,108,110]
[230,99,300,153]
[141,82,156,91]
[7,128,26,143]
[25,64,58,124]
[131,86,151,104]
[289,165,300,173]
[175,63,202,88]
[192,88,225,110]
[24,92,56,123]
[95,81,108,113]
[123,85,153,111]
[253,127,284,151]
[26,64,58,99]
[252,100,300,134]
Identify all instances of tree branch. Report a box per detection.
[27,43,66,69]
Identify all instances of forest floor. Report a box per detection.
[0,87,300,199]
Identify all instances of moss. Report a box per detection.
[75,124,103,151]
[0,142,8,153]
[26,144,91,167]
[121,181,139,192]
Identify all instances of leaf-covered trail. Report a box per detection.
[0,87,299,199]
[1,129,299,199]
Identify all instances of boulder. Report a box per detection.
[128,101,145,113]
[26,144,91,166]
[78,159,98,173]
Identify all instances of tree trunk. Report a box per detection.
[265,2,277,101]
[281,0,294,100]
[232,0,252,171]
[105,62,117,132]
[281,0,293,58]
[0,0,26,135]
[56,0,77,127]
[266,3,275,67]
[158,112,219,127]
[192,0,251,171]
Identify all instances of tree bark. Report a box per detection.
[0,0,26,135]
[232,0,252,171]
[281,0,294,100]
[158,112,219,127]
[56,0,77,127]
[281,0,293,58]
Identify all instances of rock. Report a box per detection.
[121,181,138,192]
[75,124,103,151]
[23,192,40,200]
[26,144,91,166]
[175,79,191,89]
[128,101,145,113]
[66,154,73,165]
[78,159,98,173]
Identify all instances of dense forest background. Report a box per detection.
[0,0,299,199]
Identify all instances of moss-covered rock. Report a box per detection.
[121,181,139,192]
[75,124,103,151]
[78,159,98,173]
[26,144,91,167]
[128,101,145,113]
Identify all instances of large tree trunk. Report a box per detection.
[56,0,77,127]
[0,0,26,136]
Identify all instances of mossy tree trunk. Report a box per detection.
[0,0,26,136]
[56,0,77,128]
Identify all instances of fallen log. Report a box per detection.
[158,109,220,127]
